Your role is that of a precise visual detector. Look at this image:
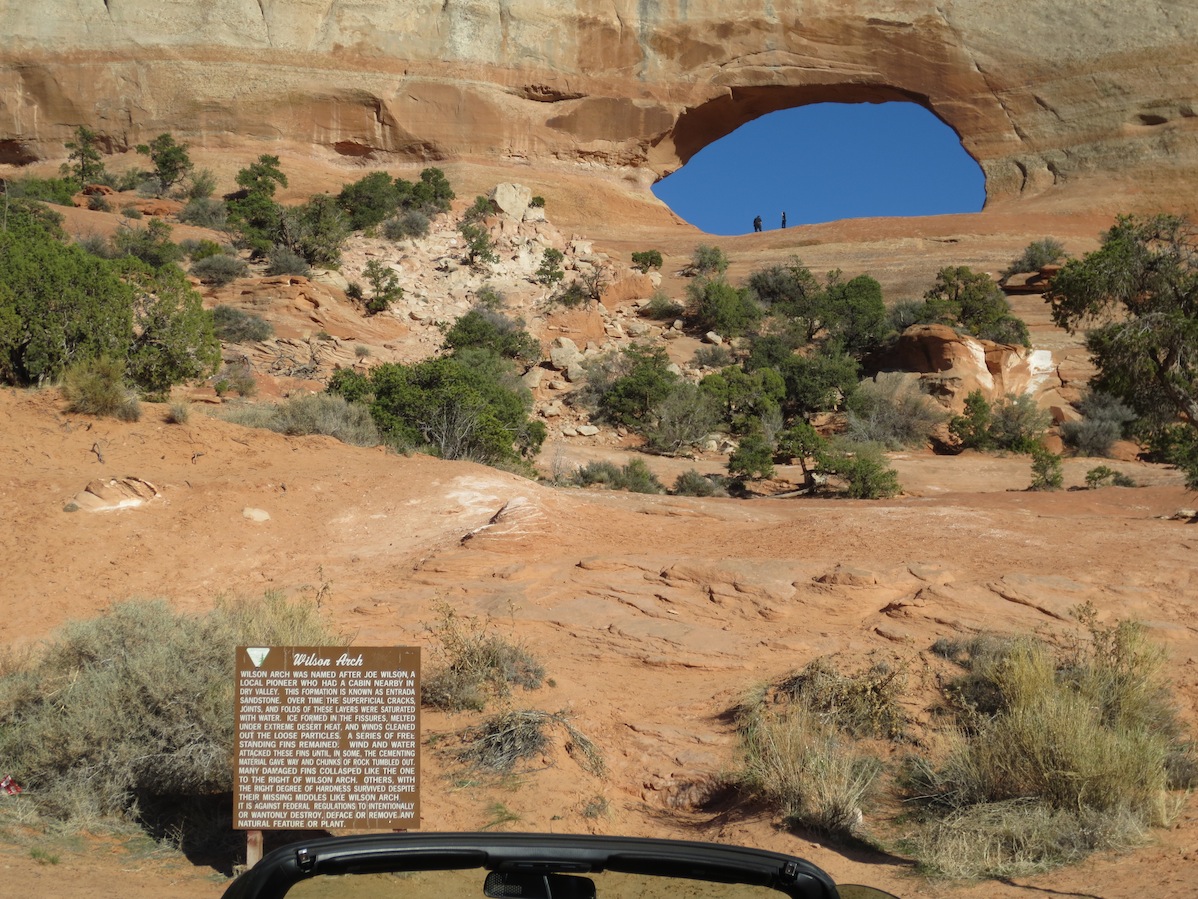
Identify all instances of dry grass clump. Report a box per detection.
[61,356,140,421]
[0,593,342,846]
[903,612,1195,877]
[735,700,880,838]
[218,393,379,447]
[772,658,907,739]
[456,709,603,776]
[422,604,546,712]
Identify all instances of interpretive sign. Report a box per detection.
[234,645,420,830]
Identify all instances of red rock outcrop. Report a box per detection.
[1,2,1196,215]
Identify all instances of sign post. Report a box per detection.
[234,645,420,849]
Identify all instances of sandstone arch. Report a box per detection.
[0,1,1195,215]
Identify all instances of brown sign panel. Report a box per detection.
[234,646,420,830]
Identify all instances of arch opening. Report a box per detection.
[652,100,985,236]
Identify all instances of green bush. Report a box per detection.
[631,249,663,273]
[361,259,404,315]
[442,308,539,363]
[0,594,341,827]
[265,244,310,277]
[178,197,228,230]
[1062,392,1136,457]
[190,253,247,285]
[111,219,183,269]
[641,290,683,320]
[692,344,733,369]
[551,281,588,308]
[645,382,720,455]
[688,244,728,276]
[337,170,402,231]
[422,603,544,712]
[60,356,140,420]
[728,432,775,481]
[570,459,664,494]
[6,176,79,206]
[949,390,994,450]
[594,344,679,428]
[819,439,901,499]
[535,247,565,286]
[672,469,725,497]
[846,373,947,449]
[991,393,1052,453]
[1085,465,1136,488]
[279,194,349,267]
[180,238,224,261]
[771,659,906,740]
[1029,444,1064,490]
[211,305,273,343]
[121,205,143,220]
[64,126,106,185]
[570,460,622,488]
[215,360,256,397]
[685,276,761,336]
[1003,237,1066,278]
[923,266,1031,347]
[382,209,430,241]
[184,168,217,200]
[459,221,498,267]
[135,133,193,194]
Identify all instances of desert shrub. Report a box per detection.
[686,276,761,336]
[551,280,588,308]
[184,168,217,200]
[672,469,726,497]
[75,233,114,258]
[923,266,1031,347]
[265,244,310,277]
[645,382,721,455]
[458,221,498,267]
[535,247,565,286]
[60,356,140,421]
[688,244,729,277]
[121,205,144,220]
[846,373,947,449]
[886,298,942,333]
[771,659,907,740]
[135,133,193,194]
[692,344,733,369]
[903,617,1193,877]
[1028,444,1064,490]
[735,700,880,838]
[382,209,430,241]
[474,284,506,310]
[1062,392,1137,457]
[278,194,349,267]
[223,393,380,447]
[337,170,402,231]
[211,305,273,343]
[64,126,106,185]
[190,253,247,286]
[422,604,545,712]
[1085,465,1136,489]
[111,219,183,268]
[179,238,224,261]
[819,439,901,499]
[442,308,539,363]
[215,360,256,397]
[87,194,112,213]
[991,393,1052,453]
[631,249,663,273]
[570,459,664,494]
[166,401,191,424]
[177,197,228,230]
[456,710,602,776]
[728,432,775,481]
[5,176,79,206]
[949,390,994,450]
[0,594,341,824]
[641,290,683,320]
[594,344,679,428]
[1004,237,1066,278]
[361,259,404,314]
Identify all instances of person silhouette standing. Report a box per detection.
[781,211,787,229]
[753,215,763,233]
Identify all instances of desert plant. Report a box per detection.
[736,700,880,838]
[535,247,565,286]
[569,459,664,494]
[991,393,1052,453]
[211,306,273,343]
[728,432,775,481]
[64,125,106,185]
[87,194,111,213]
[672,469,726,497]
[135,133,193,194]
[184,168,217,200]
[688,244,729,277]
[222,393,379,447]
[166,401,191,424]
[641,290,684,320]
[904,619,1194,877]
[771,658,907,740]
[550,281,588,308]
[265,244,310,277]
[382,209,430,241]
[1062,392,1137,457]
[819,439,901,499]
[190,253,247,286]
[456,710,602,776]
[846,374,948,449]
[0,594,341,826]
[60,356,140,420]
[1029,444,1064,490]
[178,197,228,230]
[1003,237,1067,278]
[459,222,498,268]
[529,195,545,208]
[949,390,995,450]
[6,175,79,206]
[631,249,663,273]
[422,604,545,712]
[692,345,733,369]
[1085,465,1136,488]
[121,205,144,220]
[361,259,404,314]
[645,382,721,455]
[215,360,256,397]
[111,219,183,268]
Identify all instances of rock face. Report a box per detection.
[2,2,1196,212]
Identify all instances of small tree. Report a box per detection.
[361,260,403,315]
[1004,237,1067,278]
[686,276,761,336]
[689,244,729,277]
[135,133,193,193]
[535,248,565,286]
[949,390,995,450]
[924,266,1030,347]
[459,222,498,268]
[64,126,106,185]
[728,432,775,480]
[1029,444,1064,490]
[631,250,663,273]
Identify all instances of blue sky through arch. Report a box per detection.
[651,101,986,236]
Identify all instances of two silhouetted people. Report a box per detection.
[753,213,788,233]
